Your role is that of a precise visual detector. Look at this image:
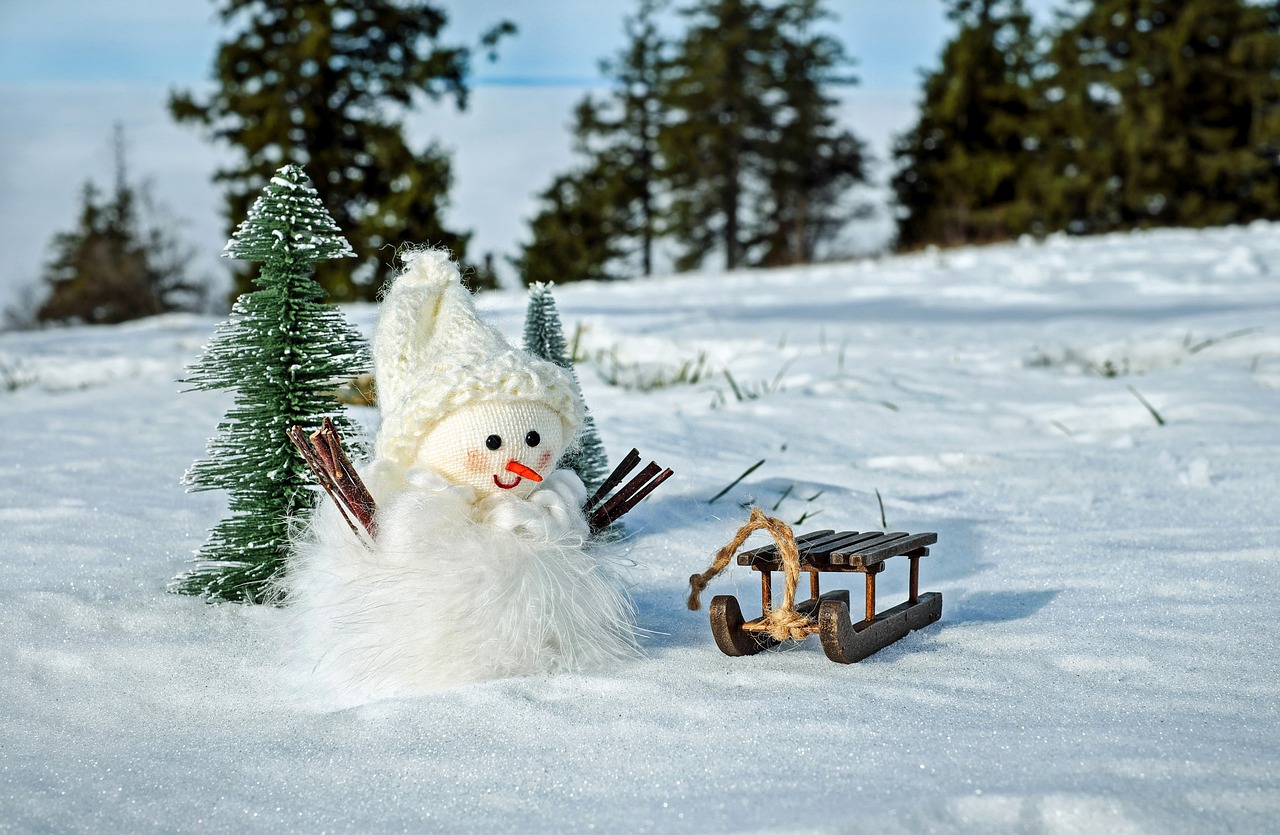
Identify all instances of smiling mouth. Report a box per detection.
[493,474,521,490]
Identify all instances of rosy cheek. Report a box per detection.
[464,450,489,472]
[538,451,553,470]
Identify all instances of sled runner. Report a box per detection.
[705,527,942,663]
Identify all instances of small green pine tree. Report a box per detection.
[522,283,610,495]
[178,164,371,603]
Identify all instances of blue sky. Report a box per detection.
[0,1,973,90]
[0,1,1063,304]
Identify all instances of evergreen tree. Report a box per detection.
[523,283,610,495]
[660,0,778,271]
[515,0,670,285]
[573,0,670,277]
[513,165,631,286]
[178,165,370,604]
[1043,0,1280,233]
[892,0,1042,249]
[660,0,866,270]
[170,0,514,302]
[37,126,205,325]
[755,0,868,265]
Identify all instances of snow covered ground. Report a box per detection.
[2,224,1278,833]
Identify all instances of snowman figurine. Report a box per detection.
[285,249,638,703]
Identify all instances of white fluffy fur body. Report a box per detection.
[283,462,638,704]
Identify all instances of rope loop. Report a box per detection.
[687,507,811,642]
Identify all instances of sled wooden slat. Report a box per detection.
[735,529,871,566]
[791,529,864,553]
[816,531,900,563]
[738,529,835,562]
[823,532,907,564]
[833,532,938,569]
[735,530,939,569]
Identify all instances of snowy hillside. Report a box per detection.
[2,224,1278,833]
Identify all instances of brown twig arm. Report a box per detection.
[609,467,673,521]
[287,425,359,536]
[316,418,376,532]
[584,448,642,514]
[287,420,377,537]
[593,462,660,526]
[585,451,672,534]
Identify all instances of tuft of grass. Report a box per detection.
[1126,384,1165,426]
[1188,327,1260,355]
[793,509,821,527]
[709,458,765,504]
[772,484,826,523]
[771,483,795,512]
[595,348,711,391]
[723,368,746,402]
[0,357,36,393]
[769,358,797,390]
[721,359,793,403]
[1026,348,1131,377]
[1099,359,1127,378]
[875,488,887,528]
[1029,326,1264,379]
[672,354,712,385]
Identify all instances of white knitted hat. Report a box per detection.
[373,248,584,469]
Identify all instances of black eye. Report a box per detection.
[485,434,502,451]
[525,430,541,447]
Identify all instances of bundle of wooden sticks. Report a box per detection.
[582,449,673,535]
[287,418,376,537]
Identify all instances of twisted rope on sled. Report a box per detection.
[687,507,812,642]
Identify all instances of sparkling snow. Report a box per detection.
[1,225,1278,832]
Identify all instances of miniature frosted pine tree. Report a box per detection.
[177,164,370,603]
[523,282,610,494]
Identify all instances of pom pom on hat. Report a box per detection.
[373,248,585,469]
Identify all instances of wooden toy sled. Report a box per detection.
[690,513,941,664]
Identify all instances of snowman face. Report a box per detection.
[415,400,569,499]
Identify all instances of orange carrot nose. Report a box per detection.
[505,460,543,483]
